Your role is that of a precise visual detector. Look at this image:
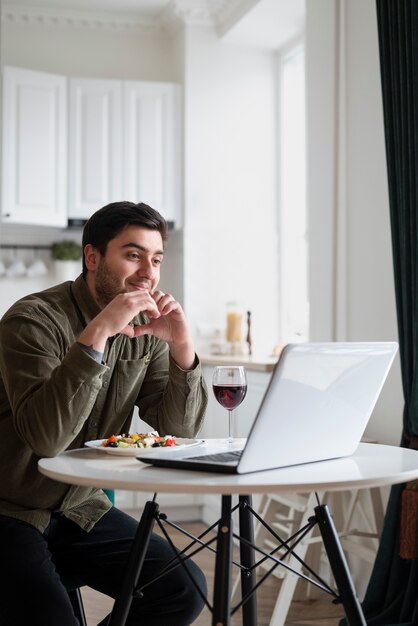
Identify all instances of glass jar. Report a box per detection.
[225,302,244,354]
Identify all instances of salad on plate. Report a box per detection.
[85,432,203,456]
[101,431,178,450]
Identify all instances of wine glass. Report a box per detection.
[212,366,247,443]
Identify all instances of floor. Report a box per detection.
[81,520,345,626]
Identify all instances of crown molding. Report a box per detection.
[1,0,252,34]
[163,0,255,32]
[1,4,164,33]
[167,0,231,26]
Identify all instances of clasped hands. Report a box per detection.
[102,289,189,345]
[79,289,196,370]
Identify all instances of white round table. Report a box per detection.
[38,442,418,626]
[38,441,418,494]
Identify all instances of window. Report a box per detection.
[278,43,308,342]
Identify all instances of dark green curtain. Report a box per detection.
[359,1,418,624]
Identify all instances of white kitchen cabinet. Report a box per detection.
[62,76,181,224]
[123,81,181,225]
[68,77,123,219]
[1,66,67,227]
[2,68,182,226]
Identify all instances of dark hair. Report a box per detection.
[81,201,168,277]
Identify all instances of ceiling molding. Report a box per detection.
[2,3,167,33]
[167,0,246,26]
[1,0,252,34]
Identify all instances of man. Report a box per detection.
[0,201,208,625]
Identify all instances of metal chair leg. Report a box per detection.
[67,587,88,626]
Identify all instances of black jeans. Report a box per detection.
[0,507,207,626]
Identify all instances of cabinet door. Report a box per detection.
[68,78,123,220]
[123,81,181,225]
[1,66,67,227]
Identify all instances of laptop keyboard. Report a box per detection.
[187,450,243,463]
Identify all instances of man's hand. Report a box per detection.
[132,291,196,370]
[78,290,196,370]
[78,290,160,354]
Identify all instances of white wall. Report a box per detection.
[183,26,279,356]
[307,0,402,444]
[306,0,338,342]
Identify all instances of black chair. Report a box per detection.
[64,579,88,626]
[62,489,115,625]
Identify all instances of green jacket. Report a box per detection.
[0,275,207,532]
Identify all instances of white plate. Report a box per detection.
[84,438,204,456]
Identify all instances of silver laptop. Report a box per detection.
[140,342,398,474]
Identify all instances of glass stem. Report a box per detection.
[228,409,233,443]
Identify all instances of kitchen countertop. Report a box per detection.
[200,353,277,373]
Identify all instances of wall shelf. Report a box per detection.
[0,244,52,250]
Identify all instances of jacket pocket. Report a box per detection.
[114,353,150,415]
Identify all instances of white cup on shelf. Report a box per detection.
[26,258,48,277]
[6,258,26,277]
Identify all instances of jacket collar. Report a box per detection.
[70,274,102,327]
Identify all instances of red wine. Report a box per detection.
[213,384,247,410]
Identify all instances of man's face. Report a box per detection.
[91,226,164,306]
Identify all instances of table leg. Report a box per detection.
[239,495,257,626]
[314,503,367,626]
[108,499,159,626]
[212,495,233,626]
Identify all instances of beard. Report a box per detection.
[94,258,124,307]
